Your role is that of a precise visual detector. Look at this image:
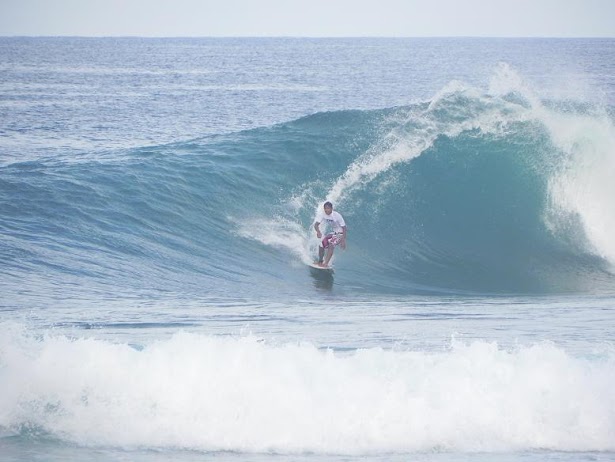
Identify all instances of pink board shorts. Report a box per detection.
[322,233,343,249]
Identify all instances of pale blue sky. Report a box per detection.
[1,0,614,37]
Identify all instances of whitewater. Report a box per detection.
[1,37,615,461]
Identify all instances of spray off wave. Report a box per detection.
[1,325,614,454]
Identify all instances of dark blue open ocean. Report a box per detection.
[1,37,615,461]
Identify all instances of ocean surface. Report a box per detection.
[1,37,615,461]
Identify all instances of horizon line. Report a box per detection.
[1,34,614,39]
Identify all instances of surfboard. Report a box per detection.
[308,262,334,272]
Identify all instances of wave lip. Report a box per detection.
[1,327,614,454]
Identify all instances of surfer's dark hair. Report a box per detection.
[324,201,333,208]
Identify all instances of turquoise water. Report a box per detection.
[1,37,615,461]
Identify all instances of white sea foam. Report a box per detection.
[1,325,614,454]
[543,110,615,265]
[236,217,315,265]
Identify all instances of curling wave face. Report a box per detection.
[2,66,614,297]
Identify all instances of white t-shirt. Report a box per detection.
[314,210,346,234]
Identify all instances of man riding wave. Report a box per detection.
[313,201,347,267]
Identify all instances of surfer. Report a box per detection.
[313,201,346,268]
